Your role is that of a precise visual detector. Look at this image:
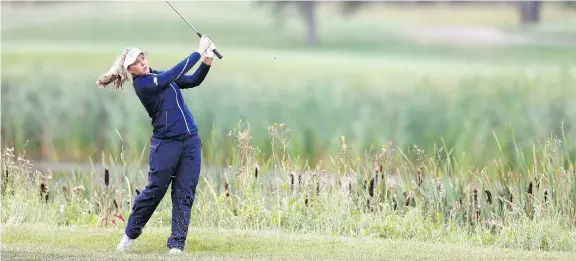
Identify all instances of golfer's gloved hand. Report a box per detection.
[205,41,217,58]
[197,35,211,54]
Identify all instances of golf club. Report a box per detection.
[165,0,223,59]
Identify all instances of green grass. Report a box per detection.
[2,123,576,254]
[2,3,576,257]
[3,224,575,261]
[3,51,576,167]
[3,1,576,164]
[2,2,576,166]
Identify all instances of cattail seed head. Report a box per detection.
[104,168,110,187]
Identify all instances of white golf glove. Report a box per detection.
[204,40,217,58]
[197,35,211,54]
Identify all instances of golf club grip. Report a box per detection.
[195,32,222,59]
[213,49,223,59]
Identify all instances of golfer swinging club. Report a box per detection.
[96,35,216,254]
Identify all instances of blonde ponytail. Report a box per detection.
[96,48,131,90]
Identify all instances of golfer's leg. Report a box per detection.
[125,138,183,239]
[167,134,202,250]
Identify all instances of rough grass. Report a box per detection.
[2,1,576,165]
[3,55,576,167]
[2,121,576,253]
[2,3,576,258]
[2,224,575,261]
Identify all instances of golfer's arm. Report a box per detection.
[176,62,211,89]
[134,52,202,95]
[156,51,201,85]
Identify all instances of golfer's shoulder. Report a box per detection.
[132,73,159,88]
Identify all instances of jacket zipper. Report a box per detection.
[170,83,191,134]
[165,111,168,132]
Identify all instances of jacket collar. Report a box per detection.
[132,68,158,80]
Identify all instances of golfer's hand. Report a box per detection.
[197,35,211,54]
[205,41,217,59]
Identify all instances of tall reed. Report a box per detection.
[2,121,575,251]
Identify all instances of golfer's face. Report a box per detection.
[129,54,149,75]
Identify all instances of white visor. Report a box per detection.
[123,47,148,70]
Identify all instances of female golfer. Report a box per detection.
[96,35,216,254]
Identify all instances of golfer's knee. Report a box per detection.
[139,183,169,202]
[178,194,195,208]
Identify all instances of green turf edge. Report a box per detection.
[1,224,574,261]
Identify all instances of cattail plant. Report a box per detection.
[2,117,575,251]
[104,168,110,187]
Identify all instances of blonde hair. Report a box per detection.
[96,48,131,90]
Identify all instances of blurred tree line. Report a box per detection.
[256,0,576,47]
[4,0,576,47]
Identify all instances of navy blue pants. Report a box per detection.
[125,132,202,250]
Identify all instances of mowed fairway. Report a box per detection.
[2,225,574,261]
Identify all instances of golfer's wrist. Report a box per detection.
[203,57,213,65]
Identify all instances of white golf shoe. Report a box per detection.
[168,248,183,255]
[116,234,135,252]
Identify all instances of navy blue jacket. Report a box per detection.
[132,51,210,140]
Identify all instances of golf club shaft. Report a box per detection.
[165,0,223,59]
